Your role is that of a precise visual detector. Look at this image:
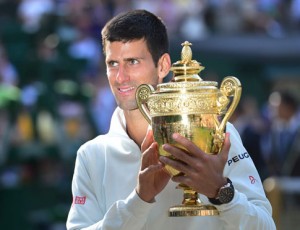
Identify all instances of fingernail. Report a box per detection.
[162,144,169,150]
[172,133,179,139]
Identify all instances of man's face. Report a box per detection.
[105,39,161,111]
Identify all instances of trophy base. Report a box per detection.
[169,204,219,217]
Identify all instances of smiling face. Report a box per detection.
[105,39,168,111]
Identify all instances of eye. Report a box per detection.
[128,59,139,65]
[107,60,118,67]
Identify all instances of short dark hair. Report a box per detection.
[101,9,169,66]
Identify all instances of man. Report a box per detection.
[66,9,276,229]
[263,91,300,176]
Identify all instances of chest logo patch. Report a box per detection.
[227,152,250,166]
[249,176,257,184]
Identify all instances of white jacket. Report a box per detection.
[67,107,276,230]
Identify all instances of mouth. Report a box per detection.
[118,86,135,94]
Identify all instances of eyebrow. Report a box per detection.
[106,56,144,63]
[124,57,143,61]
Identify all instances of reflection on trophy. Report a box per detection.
[136,41,242,217]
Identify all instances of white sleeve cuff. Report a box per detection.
[123,189,155,218]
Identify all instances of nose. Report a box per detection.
[116,64,130,84]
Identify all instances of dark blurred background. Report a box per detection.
[0,0,300,229]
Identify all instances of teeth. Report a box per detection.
[119,87,134,92]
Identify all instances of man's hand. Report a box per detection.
[136,127,171,203]
[159,133,231,199]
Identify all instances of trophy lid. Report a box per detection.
[157,41,217,92]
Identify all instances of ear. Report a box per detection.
[157,53,171,83]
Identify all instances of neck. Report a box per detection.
[124,109,149,147]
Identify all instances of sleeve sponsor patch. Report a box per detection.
[74,196,86,205]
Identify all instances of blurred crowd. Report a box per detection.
[231,92,300,180]
[0,0,300,229]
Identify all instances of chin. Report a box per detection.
[118,102,138,111]
[129,107,139,111]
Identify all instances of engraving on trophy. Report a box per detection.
[147,95,218,115]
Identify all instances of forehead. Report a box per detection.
[105,39,151,59]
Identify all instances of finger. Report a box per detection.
[140,161,165,175]
[141,142,158,170]
[171,133,205,157]
[159,155,191,175]
[162,143,195,167]
[218,132,231,163]
[141,126,154,152]
[171,174,192,186]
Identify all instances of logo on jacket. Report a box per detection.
[74,196,86,205]
[249,176,257,184]
[227,152,250,166]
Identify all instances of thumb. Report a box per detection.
[140,142,158,171]
[141,126,154,152]
[219,132,231,163]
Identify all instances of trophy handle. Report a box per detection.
[135,84,154,124]
[218,76,242,134]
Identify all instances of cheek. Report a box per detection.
[106,68,113,77]
[107,69,117,81]
[106,74,115,87]
[146,71,160,85]
[137,66,158,82]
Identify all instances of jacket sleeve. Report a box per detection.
[66,146,154,230]
[204,123,276,229]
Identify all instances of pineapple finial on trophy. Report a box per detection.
[170,41,205,82]
[181,41,193,64]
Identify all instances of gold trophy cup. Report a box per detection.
[136,41,242,217]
